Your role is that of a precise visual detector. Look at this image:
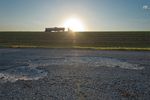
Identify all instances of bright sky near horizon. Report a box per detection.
[0,0,150,31]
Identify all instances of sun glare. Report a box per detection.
[63,18,85,32]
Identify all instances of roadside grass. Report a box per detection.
[73,46,150,51]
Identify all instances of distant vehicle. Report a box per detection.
[45,27,65,32]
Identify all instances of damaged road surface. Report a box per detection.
[0,48,150,100]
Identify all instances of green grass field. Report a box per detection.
[0,31,150,50]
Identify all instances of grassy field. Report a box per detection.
[0,31,150,50]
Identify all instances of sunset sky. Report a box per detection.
[0,0,150,31]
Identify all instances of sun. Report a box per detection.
[63,18,85,32]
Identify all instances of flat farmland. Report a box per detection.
[0,31,150,50]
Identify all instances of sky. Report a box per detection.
[0,0,150,31]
